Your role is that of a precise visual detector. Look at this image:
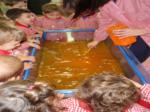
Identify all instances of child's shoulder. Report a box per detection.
[140,84,150,101]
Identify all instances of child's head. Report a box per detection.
[0,55,23,82]
[0,80,56,112]
[42,3,65,19]
[78,72,140,112]
[6,8,35,25]
[0,16,15,27]
[0,23,25,50]
[2,0,27,9]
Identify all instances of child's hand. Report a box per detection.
[28,38,40,44]
[87,40,99,49]
[113,28,147,38]
[17,55,36,62]
[27,38,41,49]
[28,42,41,49]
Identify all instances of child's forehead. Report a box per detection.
[20,12,32,17]
[47,11,61,14]
[21,12,31,16]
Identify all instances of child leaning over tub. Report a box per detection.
[78,72,150,112]
[73,0,150,73]
[6,8,42,38]
[34,3,71,41]
[0,22,40,62]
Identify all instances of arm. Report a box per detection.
[88,7,114,48]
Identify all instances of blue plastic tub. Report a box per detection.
[23,29,150,95]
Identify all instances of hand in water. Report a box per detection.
[87,40,99,49]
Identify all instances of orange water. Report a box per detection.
[37,41,124,89]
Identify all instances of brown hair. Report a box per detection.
[78,72,140,112]
[0,55,23,81]
[0,80,56,112]
[2,0,27,6]
[42,3,65,16]
[0,23,25,45]
[6,8,30,20]
[0,17,15,28]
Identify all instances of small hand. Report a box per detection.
[27,38,41,49]
[17,55,35,62]
[113,28,146,38]
[28,38,40,44]
[87,40,99,49]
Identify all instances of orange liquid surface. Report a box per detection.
[37,41,124,89]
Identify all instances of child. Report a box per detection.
[34,3,71,41]
[0,79,91,112]
[0,80,55,112]
[36,3,70,29]
[0,55,23,82]
[78,72,150,112]
[6,8,42,38]
[73,0,150,73]
[0,22,38,62]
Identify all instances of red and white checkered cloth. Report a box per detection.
[60,98,92,112]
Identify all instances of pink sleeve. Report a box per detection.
[90,14,99,29]
[18,42,29,50]
[94,1,132,42]
[140,84,150,102]
[94,9,112,42]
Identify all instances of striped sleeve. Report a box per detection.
[140,84,150,102]
[60,98,91,112]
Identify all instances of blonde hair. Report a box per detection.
[78,72,140,112]
[42,3,65,16]
[0,55,23,81]
[0,23,25,45]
